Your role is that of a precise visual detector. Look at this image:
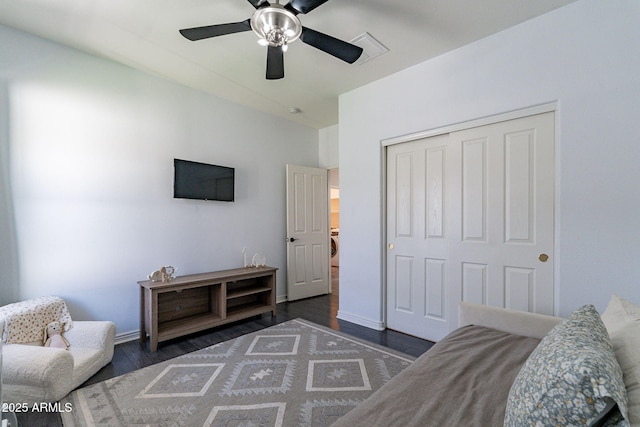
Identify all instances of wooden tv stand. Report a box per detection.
[138,266,277,351]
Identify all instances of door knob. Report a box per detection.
[538,253,549,262]
[288,237,297,242]
[388,243,394,250]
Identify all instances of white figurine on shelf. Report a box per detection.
[162,266,176,282]
[148,266,176,282]
[252,253,266,268]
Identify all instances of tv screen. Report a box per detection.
[174,159,235,202]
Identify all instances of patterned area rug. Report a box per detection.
[60,319,415,426]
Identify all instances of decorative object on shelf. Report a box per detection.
[148,266,176,282]
[163,266,176,281]
[242,247,248,268]
[252,253,267,268]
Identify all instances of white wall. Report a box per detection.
[338,0,640,328]
[318,124,339,169]
[0,25,319,335]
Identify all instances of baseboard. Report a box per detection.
[276,295,287,304]
[337,310,386,331]
[115,330,140,345]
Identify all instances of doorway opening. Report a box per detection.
[329,168,340,296]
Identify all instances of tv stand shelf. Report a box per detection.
[139,266,277,351]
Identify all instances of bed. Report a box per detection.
[333,296,640,427]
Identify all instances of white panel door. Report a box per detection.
[386,134,451,339]
[286,164,329,301]
[386,112,555,341]
[448,112,555,317]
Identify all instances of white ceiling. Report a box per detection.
[0,0,578,129]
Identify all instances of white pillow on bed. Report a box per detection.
[602,295,640,426]
[602,294,640,331]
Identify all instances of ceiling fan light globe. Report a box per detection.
[266,28,287,46]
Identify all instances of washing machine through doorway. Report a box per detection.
[330,229,339,267]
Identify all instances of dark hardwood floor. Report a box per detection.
[15,268,433,426]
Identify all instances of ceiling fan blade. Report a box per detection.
[246,0,270,8]
[300,27,363,64]
[179,20,251,41]
[285,0,329,14]
[266,45,285,80]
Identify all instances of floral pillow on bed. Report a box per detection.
[504,304,629,427]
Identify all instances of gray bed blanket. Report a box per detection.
[332,325,540,427]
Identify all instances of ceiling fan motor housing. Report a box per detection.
[250,4,302,47]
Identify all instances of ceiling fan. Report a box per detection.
[179,0,364,80]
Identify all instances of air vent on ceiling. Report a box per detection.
[349,32,389,64]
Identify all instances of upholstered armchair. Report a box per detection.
[0,296,115,403]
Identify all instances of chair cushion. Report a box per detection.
[69,347,106,389]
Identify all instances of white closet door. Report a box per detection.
[386,112,555,341]
[386,134,452,339]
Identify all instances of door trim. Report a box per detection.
[380,102,560,332]
[381,102,558,147]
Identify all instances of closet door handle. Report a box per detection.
[288,237,297,243]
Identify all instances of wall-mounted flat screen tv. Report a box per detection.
[174,158,235,202]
